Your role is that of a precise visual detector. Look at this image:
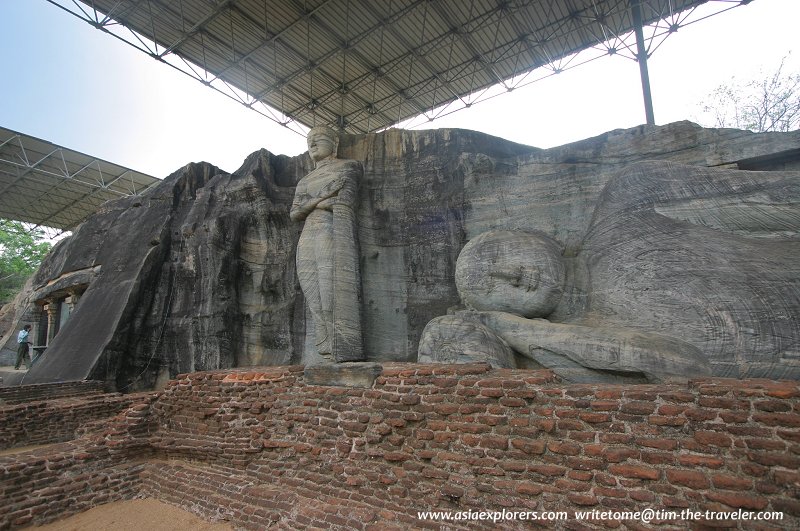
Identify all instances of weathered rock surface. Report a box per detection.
[421,159,800,382]
[1,121,798,388]
[303,362,383,388]
[2,153,310,388]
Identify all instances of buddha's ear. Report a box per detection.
[524,265,540,292]
[332,133,340,158]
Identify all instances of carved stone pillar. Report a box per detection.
[65,291,81,314]
[44,300,59,345]
[30,305,44,347]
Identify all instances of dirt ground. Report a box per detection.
[32,498,234,530]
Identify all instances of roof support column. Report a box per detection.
[630,0,655,125]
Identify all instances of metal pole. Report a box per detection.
[630,0,655,125]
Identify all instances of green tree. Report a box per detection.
[0,220,52,304]
[700,55,799,133]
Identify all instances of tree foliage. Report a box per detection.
[700,55,800,133]
[0,220,52,304]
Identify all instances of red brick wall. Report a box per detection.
[0,392,150,450]
[1,364,798,529]
[141,364,799,527]
[0,392,157,528]
[0,380,106,405]
[0,442,145,528]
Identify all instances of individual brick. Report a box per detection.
[666,469,711,489]
[607,464,660,480]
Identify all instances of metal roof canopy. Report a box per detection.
[0,127,159,231]
[47,0,748,136]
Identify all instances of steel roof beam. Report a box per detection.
[428,1,505,88]
[158,0,233,58]
[211,0,342,82]
[256,0,425,130]
[0,127,159,231]
[631,0,655,125]
[1,156,136,196]
[43,0,749,134]
[247,0,425,100]
[189,0,396,132]
[355,0,470,109]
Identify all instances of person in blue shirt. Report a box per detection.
[14,324,32,370]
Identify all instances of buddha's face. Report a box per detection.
[455,230,565,318]
[307,129,336,162]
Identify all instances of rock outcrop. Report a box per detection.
[2,121,799,388]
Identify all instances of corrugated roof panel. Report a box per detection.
[0,127,160,230]
[47,0,718,133]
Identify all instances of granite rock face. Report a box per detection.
[3,152,310,388]
[2,121,799,388]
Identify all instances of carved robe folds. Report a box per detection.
[291,157,364,362]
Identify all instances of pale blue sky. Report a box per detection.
[1,0,797,178]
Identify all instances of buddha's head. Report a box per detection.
[307,126,339,163]
[455,230,565,318]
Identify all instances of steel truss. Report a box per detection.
[46,0,749,136]
[0,127,159,232]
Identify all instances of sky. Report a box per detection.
[0,0,797,178]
